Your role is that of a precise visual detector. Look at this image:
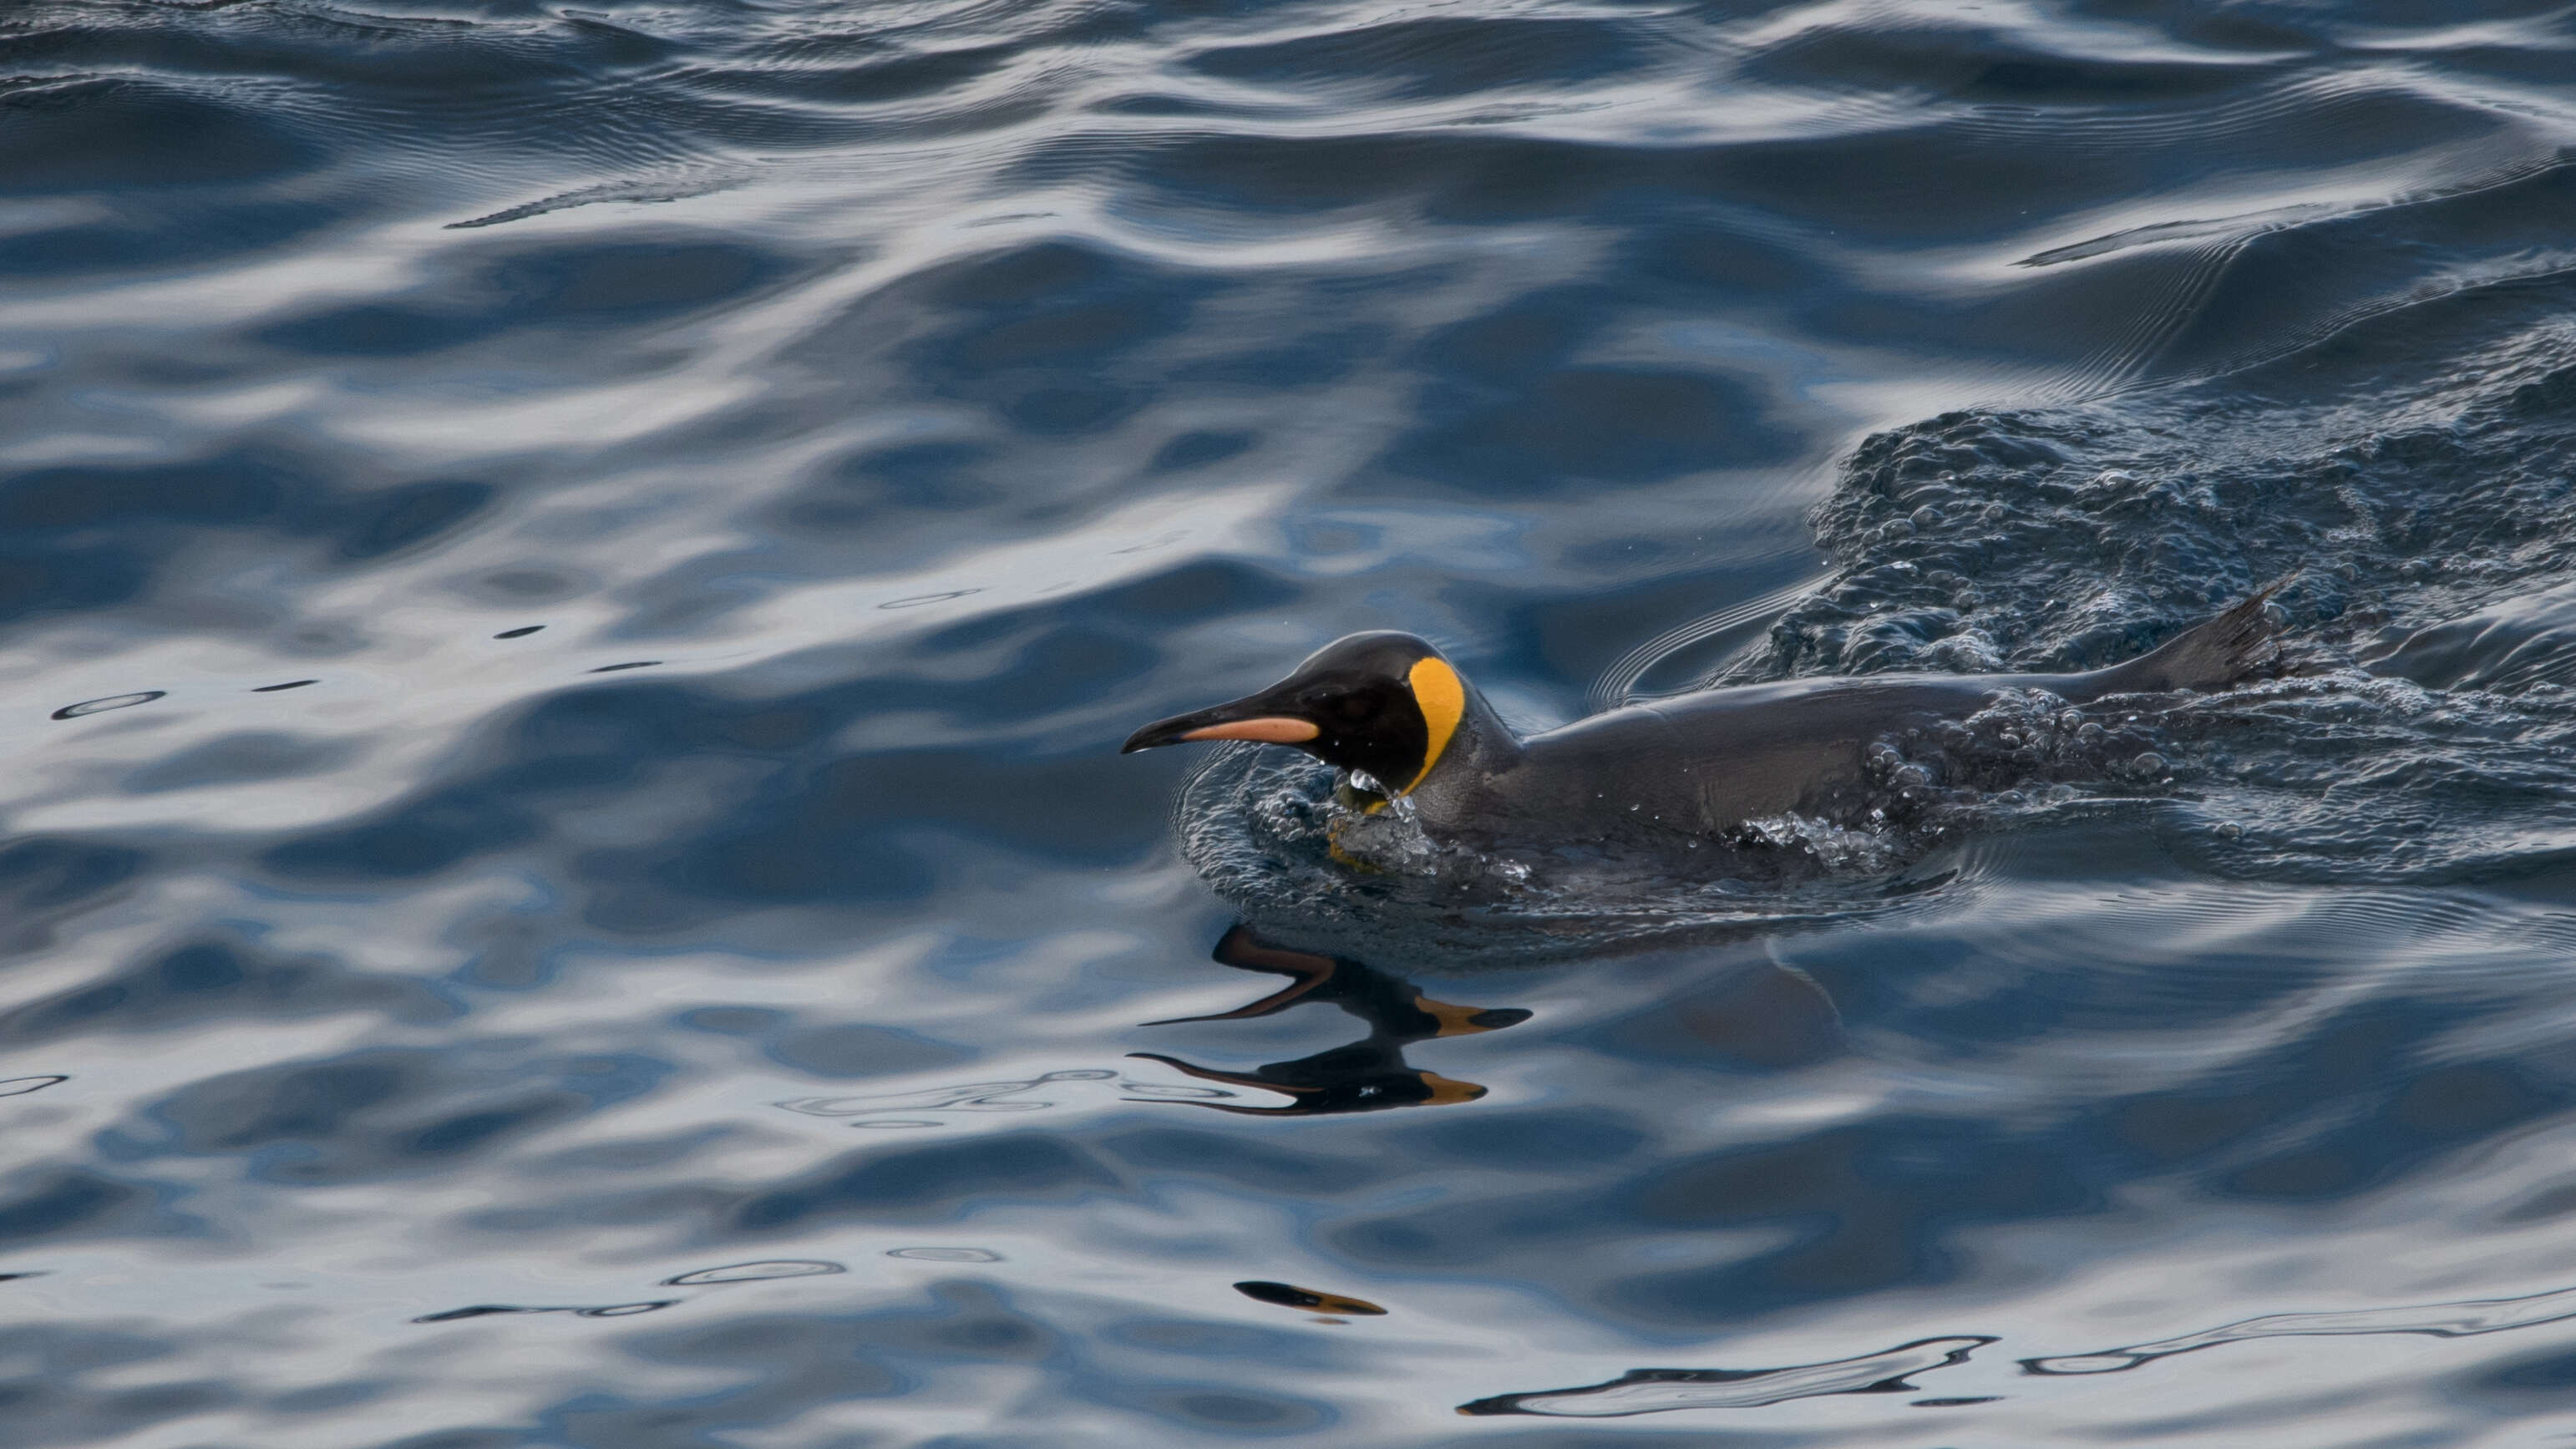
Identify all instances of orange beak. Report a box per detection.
[1123,697,1321,753]
[1176,717,1317,744]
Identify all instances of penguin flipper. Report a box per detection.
[2084,580,2287,695]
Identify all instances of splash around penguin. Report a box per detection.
[1123,590,2281,854]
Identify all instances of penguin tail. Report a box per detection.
[2086,580,2289,696]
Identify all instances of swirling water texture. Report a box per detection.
[8,0,2576,1445]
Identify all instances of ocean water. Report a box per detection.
[8,0,2576,1443]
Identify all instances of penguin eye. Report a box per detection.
[1333,692,1378,722]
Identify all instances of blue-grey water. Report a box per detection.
[9,0,2576,1443]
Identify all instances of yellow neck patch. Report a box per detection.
[1400,656,1465,796]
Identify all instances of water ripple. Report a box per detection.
[8,0,2576,1443]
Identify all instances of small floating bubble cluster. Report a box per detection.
[886,1247,1002,1264]
[773,1068,1132,1128]
[33,621,684,722]
[662,1260,844,1286]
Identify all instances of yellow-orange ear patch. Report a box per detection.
[1401,656,1464,796]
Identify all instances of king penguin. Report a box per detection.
[1123,590,2280,850]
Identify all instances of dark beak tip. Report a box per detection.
[1123,691,1309,756]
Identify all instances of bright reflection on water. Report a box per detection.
[8,0,2576,1443]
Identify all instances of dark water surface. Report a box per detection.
[8,0,2576,1442]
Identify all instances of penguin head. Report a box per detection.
[1123,631,1472,796]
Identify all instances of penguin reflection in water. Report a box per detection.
[1135,925,1845,1114]
[1124,590,2281,857]
[1129,925,1529,1116]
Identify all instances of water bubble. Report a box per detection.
[877,590,981,610]
[414,1300,674,1324]
[51,692,164,721]
[1118,1080,1237,1100]
[778,1068,1120,1121]
[662,1260,845,1285]
[412,1305,530,1323]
